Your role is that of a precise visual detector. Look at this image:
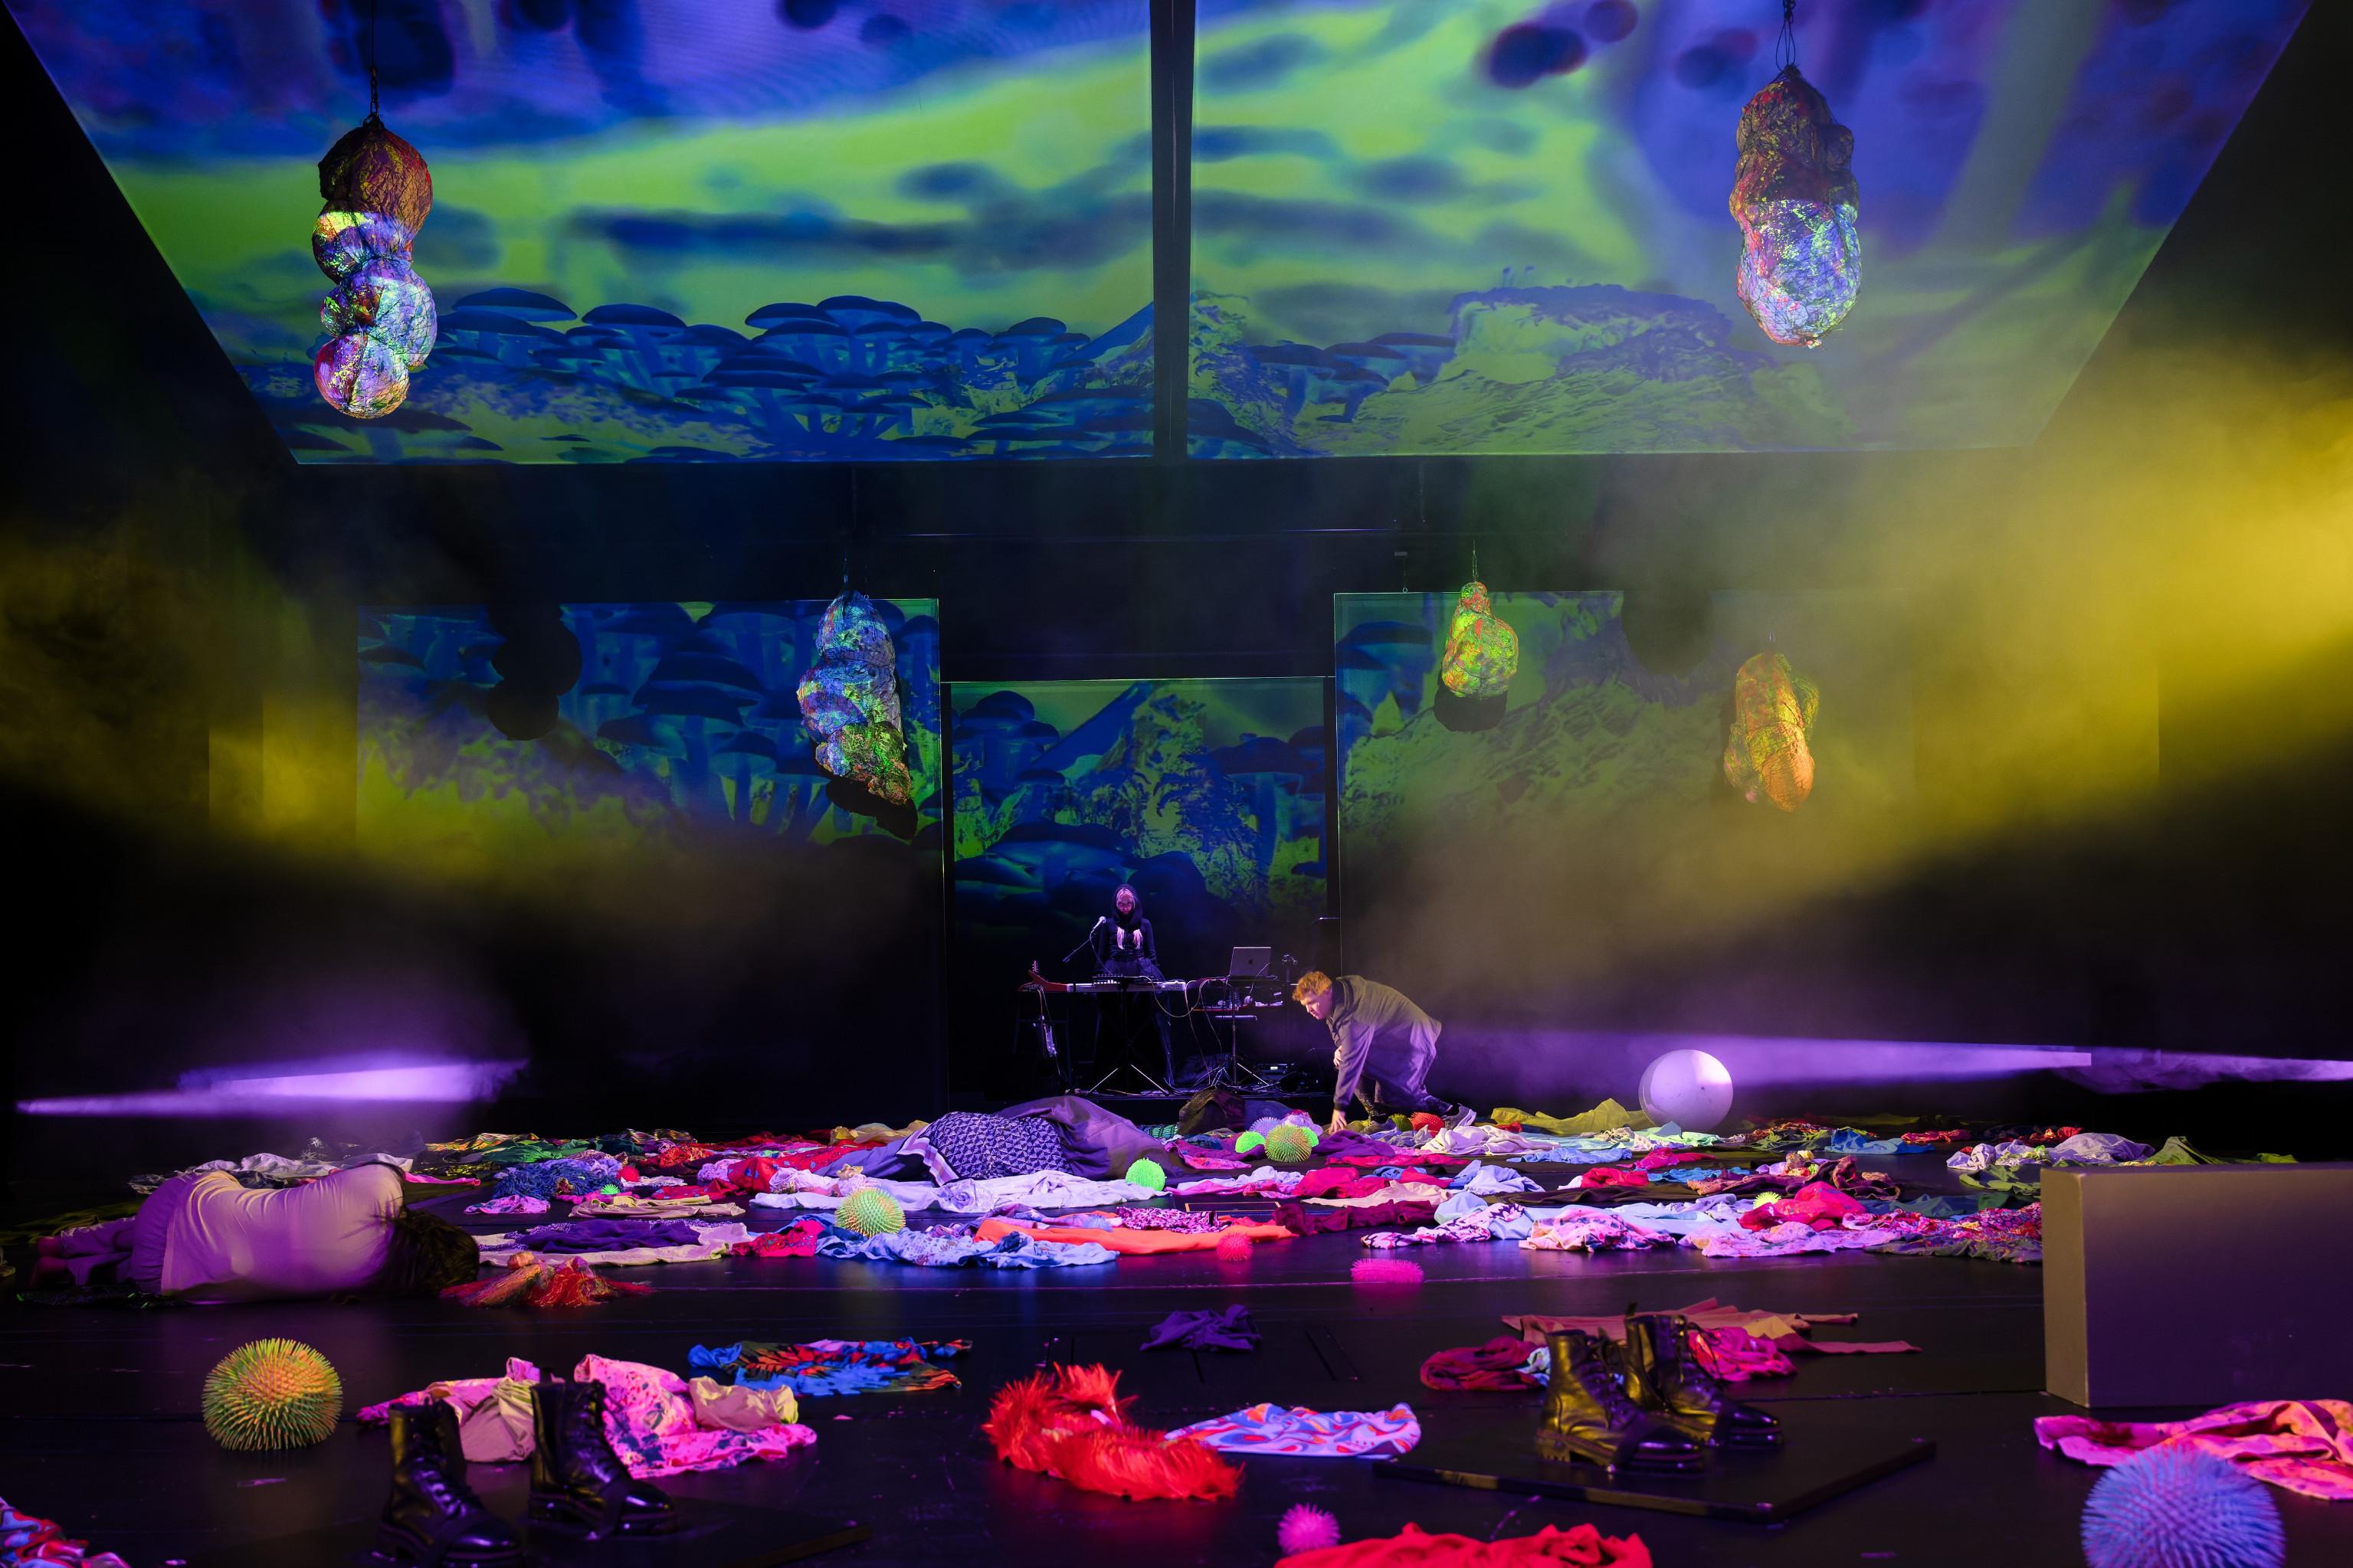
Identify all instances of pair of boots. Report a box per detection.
[1537,1312,1781,1474]
[378,1378,677,1566]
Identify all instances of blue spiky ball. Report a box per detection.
[2082,1448,2283,1568]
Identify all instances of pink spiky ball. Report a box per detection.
[1277,1504,1342,1556]
[1216,1230,1254,1263]
[1352,1256,1422,1286]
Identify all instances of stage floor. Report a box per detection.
[5,1163,2348,1566]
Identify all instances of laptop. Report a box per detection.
[1227,946,1273,979]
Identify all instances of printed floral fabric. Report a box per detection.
[1115,1207,1221,1232]
[1166,1402,1421,1458]
[815,1226,1116,1268]
[2035,1400,2353,1501]
[689,1339,970,1397]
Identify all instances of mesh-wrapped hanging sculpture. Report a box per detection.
[1440,581,1519,699]
[1723,650,1820,811]
[797,592,915,804]
[1731,64,1859,349]
[311,118,436,418]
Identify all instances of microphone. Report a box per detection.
[1092,916,1107,929]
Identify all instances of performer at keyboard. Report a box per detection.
[1088,885,1176,1086]
[1293,971,1470,1134]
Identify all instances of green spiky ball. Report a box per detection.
[838,1187,905,1237]
[1125,1158,1166,1192]
[1264,1124,1316,1164]
[202,1338,342,1451]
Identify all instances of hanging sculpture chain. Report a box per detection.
[1723,650,1820,812]
[1730,1,1860,349]
[312,1,436,418]
[797,591,916,805]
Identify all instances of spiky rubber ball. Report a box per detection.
[1264,1124,1316,1164]
[1125,1158,1167,1192]
[838,1187,906,1237]
[2082,1448,2283,1568]
[202,1338,342,1451]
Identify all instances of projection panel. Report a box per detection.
[1189,0,2306,456]
[359,600,943,859]
[17,2,1152,463]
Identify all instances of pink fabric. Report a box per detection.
[2034,1400,2353,1501]
[1632,1149,1708,1172]
[1739,1182,1864,1231]
[1694,1327,1798,1382]
[359,1354,817,1479]
[1575,1167,1649,1190]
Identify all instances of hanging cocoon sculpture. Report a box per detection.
[1440,581,1519,700]
[1723,650,1820,811]
[797,592,915,805]
[311,118,436,417]
[1730,60,1859,349]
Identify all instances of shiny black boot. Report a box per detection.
[376,1399,521,1567]
[1621,1312,1782,1448]
[1535,1331,1706,1474]
[527,1378,677,1538]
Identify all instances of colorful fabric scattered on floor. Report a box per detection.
[2035,1400,2353,1501]
[1168,1402,1421,1458]
[1521,1213,1676,1252]
[1275,1199,1441,1236]
[357,1354,815,1478]
[975,1217,1293,1255]
[983,1364,1241,1501]
[1422,1324,1800,1392]
[1141,1307,1260,1353]
[0,1498,129,1568]
[441,1257,654,1308]
[463,1193,549,1216]
[688,1339,969,1398]
[816,1226,1116,1268]
[1278,1522,1652,1567]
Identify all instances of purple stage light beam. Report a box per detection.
[16,1057,526,1117]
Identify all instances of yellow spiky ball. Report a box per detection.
[202,1337,343,1451]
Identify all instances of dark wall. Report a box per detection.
[5,7,2351,1164]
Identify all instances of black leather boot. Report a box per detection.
[1535,1331,1706,1474]
[376,1399,522,1567]
[527,1378,677,1537]
[1621,1312,1782,1447]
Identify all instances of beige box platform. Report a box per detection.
[2043,1163,2353,1407]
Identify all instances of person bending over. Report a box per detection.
[1293,971,1468,1134]
[34,1159,479,1301]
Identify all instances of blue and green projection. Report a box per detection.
[15,2,1152,463]
[952,679,1326,985]
[360,600,942,864]
[1189,0,2306,456]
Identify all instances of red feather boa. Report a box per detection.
[982,1364,1240,1501]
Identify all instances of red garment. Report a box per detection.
[1293,1167,1364,1199]
[1280,1522,1650,1567]
[1410,1112,1447,1133]
[1899,1129,1968,1145]
[1275,1199,1439,1237]
[1577,1167,1649,1189]
[1739,1181,1865,1231]
[1631,1149,1706,1172]
[731,1222,824,1259]
[977,1218,1291,1255]
[1420,1336,1538,1392]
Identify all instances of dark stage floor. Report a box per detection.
[5,1161,2348,1568]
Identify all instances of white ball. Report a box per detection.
[1637,1049,1734,1132]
